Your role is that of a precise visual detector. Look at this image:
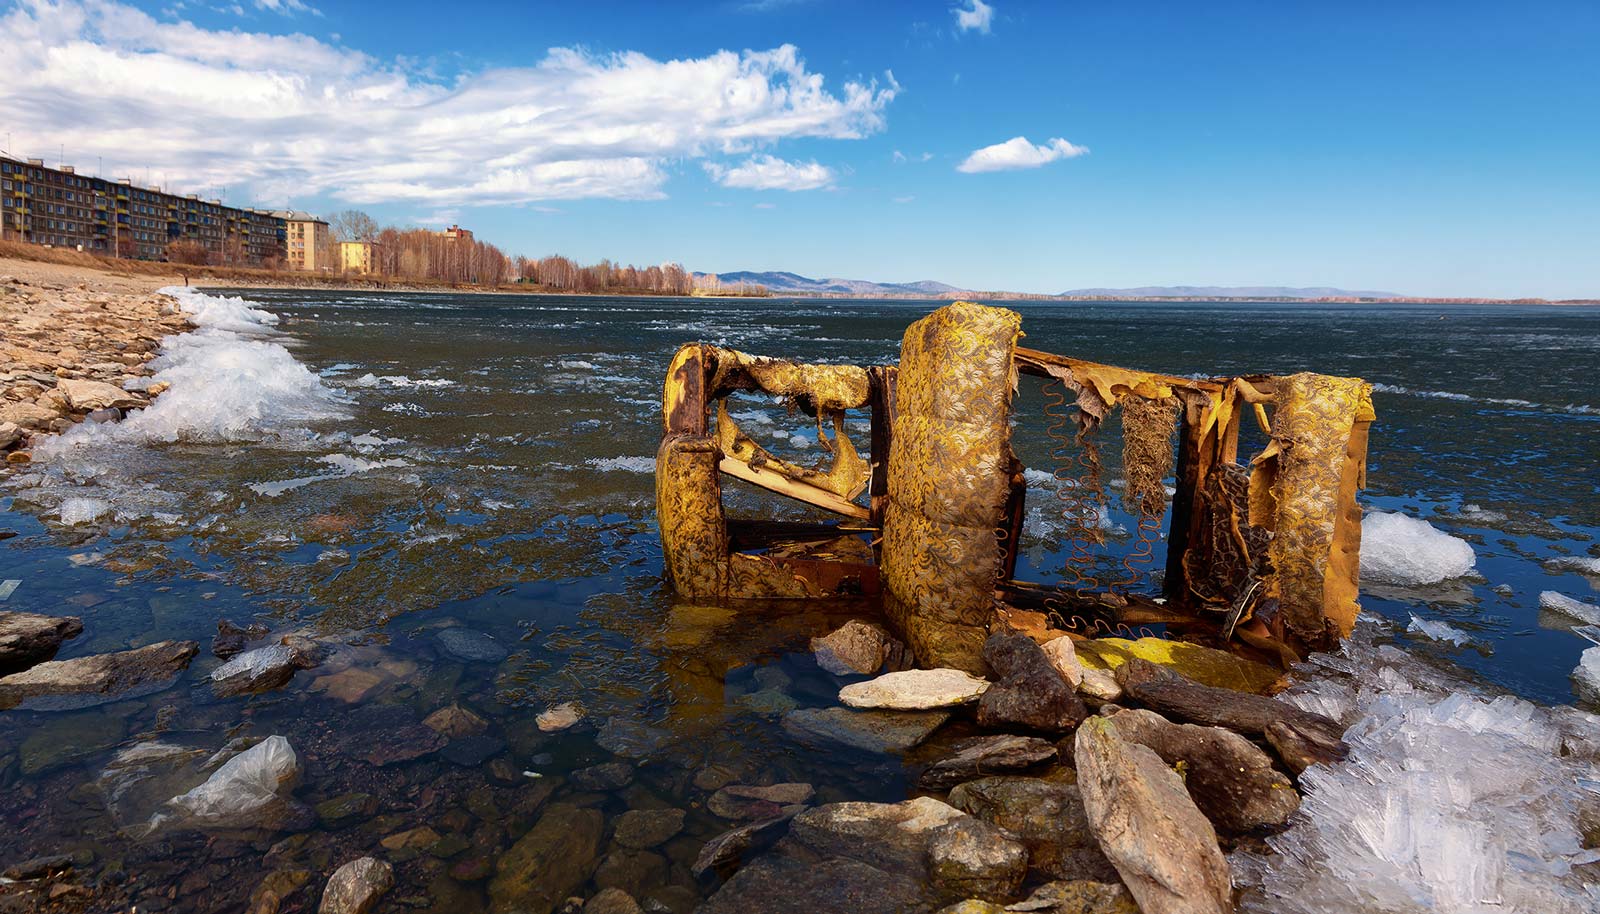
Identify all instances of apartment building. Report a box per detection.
[0,154,286,264]
[273,211,331,271]
[438,224,473,243]
[339,240,380,275]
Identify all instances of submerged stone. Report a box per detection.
[613,808,686,849]
[782,707,950,753]
[318,857,393,914]
[811,620,896,676]
[698,853,936,914]
[489,804,603,914]
[21,711,128,774]
[436,627,509,663]
[707,783,815,820]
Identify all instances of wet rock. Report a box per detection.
[1040,637,1085,689]
[918,734,1059,790]
[1073,718,1230,914]
[946,777,1113,882]
[318,857,393,914]
[315,793,377,828]
[0,611,82,673]
[0,640,198,710]
[442,734,505,767]
[1264,719,1349,775]
[613,808,686,849]
[936,903,1005,914]
[570,761,635,791]
[692,811,798,880]
[450,855,494,882]
[1107,708,1299,833]
[310,667,387,704]
[811,620,896,676]
[164,735,306,833]
[976,632,1087,734]
[21,710,127,774]
[336,706,447,767]
[55,378,144,411]
[246,869,312,914]
[211,644,315,698]
[782,707,950,753]
[537,700,586,732]
[2,854,73,880]
[380,826,441,851]
[597,719,673,759]
[735,687,800,716]
[436,627,509,663]
[423,703,489,738]
[1006,880,1139,913]
[707,783,815,819]
[584,888,645,914]
[840,668,991,710]
[593,848,667,896]
[490,804,604,914]
[212,619,269,660]
[791,796,966,875]
[927,816,1027,901]
[698,854,936,914]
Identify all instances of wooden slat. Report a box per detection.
[720,457,871,520]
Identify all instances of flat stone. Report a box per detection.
[318,857,393,914]
[210,644,305,698]
[2,854,73,880]
[0,640,198,711]
[811,620,894,676]
[436,627,509,663]
[535,700,585,732]
[315,793,377,828]
[698,854,937,914]
[55,378,144,411]
[489,804,603,914]
[310,667,386,704]
[245,868,312,914]
[613,808,686,849]
[707,783,815,820]
[691,812,798,880]
[593,848,667,896]
[839,669,990,710]
[917,735,1058,790]
[583,888,644,914]
[790,796,967,875]
[782,707,950,753]
[569,761,634,791]
[927,816,1027,901]
[0,611,82,673]
[380,826,441,851]
[596,719,673,759]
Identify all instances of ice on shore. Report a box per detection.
[1407,614,1475,646]
[1541,591,1600,626]
[1235,620,1600,914]
[1359,511,1476,586]
[57,496,112,526]
[1545,555,1600,577]
[1574,648,1600,706]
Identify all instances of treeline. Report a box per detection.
[371,227,512,285]
[511,256,693,294]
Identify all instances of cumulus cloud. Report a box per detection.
[953,0,994,34]
[704,155,835,191]
[0,0,896,207]
[956,136,1087,173]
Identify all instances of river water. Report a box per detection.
[1,288,1597,912]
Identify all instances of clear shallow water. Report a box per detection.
[1,289,1597,911]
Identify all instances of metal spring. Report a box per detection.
[1041,378,1106,594]
[1044,611,1168,642]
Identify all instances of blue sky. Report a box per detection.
[3,0,1598,297]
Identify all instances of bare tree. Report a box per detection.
[329,209,381,243]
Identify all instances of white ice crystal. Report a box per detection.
[1360,511,1476,586]
[1541,591,1600,626]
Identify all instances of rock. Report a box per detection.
[840,668,991,710]
[442,734,504,767]
[698,854,937,914]
[164,735,305,833]
[976,632,1087,734]
[55,378,144,411]
[0,640,198,710]
[791,796,967,875]
[423,704,489,738]
[318,857,393,914]
[692,812,798,880]
[0,400,61,430]
[212,619,269,660]
[593,848,667,896]
[811,620,895,675]
[1077,668,1123,703]
[782,707,950,753]
[707,783,815,819]
[1040,637,1085,689]
[0,421,21,450]
[315,793,377,828]
[436,627,509,662]
[339,706,448,767]
[1077,637,1281,693]
[1264,719,1349,775]
[2,854,73,880]
[1006,880,1139,913]
[211,644,313,698]
[918,734,1059,790]
[0,611,83,673]
[1073,718,1231,914]
[583,888,645,914]
[937,903,1006,914]
[613,808,686,849]
[927,816,1027,900]
[21,711,128,774]
[537,700,586,732]
[596,719,673,759]
[490,804,604,914]
[946,777,1112,882]
[380,826,441,851]
[570,761,634,791]
[311,667,387,703]
[1107,708,1299,833]
[735,687,801,716]
[246,869,312,914]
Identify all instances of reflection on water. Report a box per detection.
[1,289,1597,910]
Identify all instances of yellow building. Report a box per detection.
[339,240,380,275]
[273,211,330,271]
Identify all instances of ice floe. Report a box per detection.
[1407,615,1476,647]
[1359,511,1476,586]
[1540,591,1600,626]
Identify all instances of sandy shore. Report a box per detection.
[0,257,193,460]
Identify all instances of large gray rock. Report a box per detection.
[489,804,603,914]
[946,776,1114,882]
[210,644,318,698]
[917,735,1058,790]
[0,611,82,673]
[926,816,1027,901]
[318,857,393,914]
[698,854,936,914]
[782,707,950,753]
[840,669,990,710]
[791,797,966,875]
[436,627,508,662]
[0,640,198,710]
[811,619,897,676]
[976,632,1087,734]
[1108,708,1299,833]
[1073,718,1231,914]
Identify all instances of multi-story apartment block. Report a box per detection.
[339,240,380,275]
[274,211,331,272]
[0,154,286,265]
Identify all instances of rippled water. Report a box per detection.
[1,289,1597,911]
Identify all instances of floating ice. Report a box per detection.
[1575,648,1600,706]
[1360,511,1476,586]
[1541,591,1600,626]
[1545,555,1600,577]
[348,373,455,389]
[57,497,112,526]
[586,456,655,473]
[1407,615,1474,647]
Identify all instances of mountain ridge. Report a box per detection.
[697,271,1402,300]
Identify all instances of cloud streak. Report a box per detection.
[705,155,835,191]
[953,0,994,34]
[957,136,1087,173]
[0,0,896,207]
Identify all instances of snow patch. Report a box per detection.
[1360,512,1476,586]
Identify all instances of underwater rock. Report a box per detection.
[698,853,936,914]
[583,888,645,914]
[490,804,603,914]
[0,640,198,710]
[708,783,815,819]
[245,868,312,914]
[926,816,1027,901]
[0,611,82,673]
[315,792,377,828]
[917,735,1059,790]
[1,854,73,880]
[1074,718,1231,914]
[436,627,509,663]
[536,700,586,732]
[839,668,991,710]
[570,761,634,791]
[692,810,799,880]
[212,619,269,659]
[946,776,1113,883]
[1107,708,1299,833]
[976,631,1086,734]
[782,707,951,753]
[935,903,1004,914]
[811,620,897,676]
[612,808,686,849]
[423,703,489,738]
[593,848,667,897]
[791,796,967,875]
[596,719,674,759]
[318,857,393,914]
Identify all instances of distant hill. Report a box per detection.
[700,271,1402,300]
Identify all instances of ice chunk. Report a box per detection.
[1407,615,1474,647]
[1359,511,1476,586]
[58,497,111,525]
[1575,647,1600,706]
[1544,555,1600,577]
[1540,591,1600,626]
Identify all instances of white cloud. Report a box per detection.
[704,154,835,191]
[1,0,896,207]
[956,136,1087,173]
[892,195,914,204]
[891,150,933,164]
[953,0,994,34]
[252,0,321,16]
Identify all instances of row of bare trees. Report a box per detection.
[511,255,694,294]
